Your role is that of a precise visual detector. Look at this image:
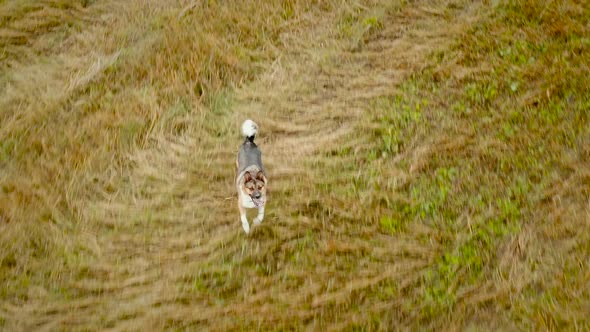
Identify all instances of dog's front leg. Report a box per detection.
[253,206,265,225]
[238,201,250,234]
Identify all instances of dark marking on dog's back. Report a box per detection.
[238,140,265,175]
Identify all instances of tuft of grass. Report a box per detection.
[380,215,404,234]
[337,3,395,51]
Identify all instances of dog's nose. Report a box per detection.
[253,192,261,199]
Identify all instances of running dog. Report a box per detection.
[236,119,267,234]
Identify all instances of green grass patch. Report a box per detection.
[338,0,590,328]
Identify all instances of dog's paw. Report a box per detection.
[241,221,250,234]
[253,217,263,225]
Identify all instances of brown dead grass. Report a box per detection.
[1,0,589,330]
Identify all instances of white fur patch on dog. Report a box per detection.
[241,119,258,138]
[239,188,257,208]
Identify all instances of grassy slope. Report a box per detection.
[1,0,327,299]
[1,0,589,330]
[353,1,590,329]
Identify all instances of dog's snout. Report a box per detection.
[253,192,261,199]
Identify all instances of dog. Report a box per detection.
[236,119,267,234]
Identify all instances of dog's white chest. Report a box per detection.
[239,192,257,209]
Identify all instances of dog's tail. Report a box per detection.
[241,119,258,142]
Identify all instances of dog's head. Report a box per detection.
[241,170,267,207]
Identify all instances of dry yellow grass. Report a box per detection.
[1,0,589,330]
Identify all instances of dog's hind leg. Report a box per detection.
[253,206,265,225]
[238,201,250,234]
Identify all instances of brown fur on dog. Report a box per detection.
[241,171,267,198]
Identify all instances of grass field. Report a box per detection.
[1,0,589,330]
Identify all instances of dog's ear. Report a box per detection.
[243,171,253,182]
[255,171,265,182]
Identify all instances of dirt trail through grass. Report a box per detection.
[3,1,483,330]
